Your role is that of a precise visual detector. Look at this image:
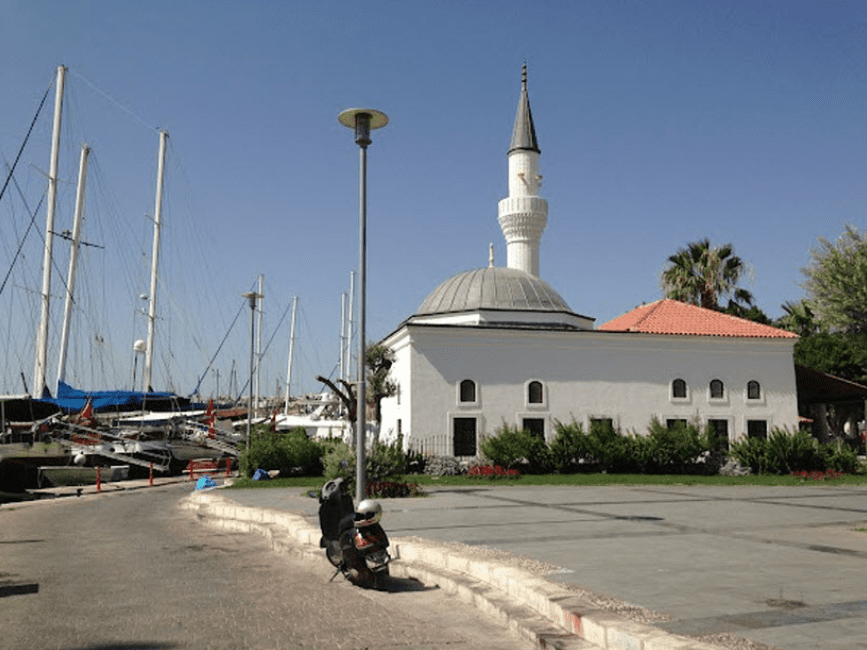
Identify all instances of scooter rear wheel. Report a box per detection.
[373,566,389,591]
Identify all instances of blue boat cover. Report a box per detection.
[39,380,182,414]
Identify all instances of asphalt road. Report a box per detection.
[0,484,531,650]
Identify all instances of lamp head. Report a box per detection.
[338,108,388,147]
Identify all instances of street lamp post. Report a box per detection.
[242,290,261,450]
[338,108,388,500]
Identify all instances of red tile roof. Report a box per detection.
[600,299,798,339]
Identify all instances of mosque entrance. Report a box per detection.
[453,417,477,456]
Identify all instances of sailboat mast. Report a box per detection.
[283,296,297,415]
[56,144,90,387]
[144,129,168,393]
[339,292,347,382]
[33,65,66,398]
[255,274,263,413]
[346,270,355,383]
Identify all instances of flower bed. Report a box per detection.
[367,481,424,498]
[467,464,521,479]
[791,469,846,481]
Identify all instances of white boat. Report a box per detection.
[37,464,129,488]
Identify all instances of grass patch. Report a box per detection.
[227,476,325,490]
[227,472,867,491]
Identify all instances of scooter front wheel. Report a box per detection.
[324,543,343,568]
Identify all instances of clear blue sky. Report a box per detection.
[0,0,864,399]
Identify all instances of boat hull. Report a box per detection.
[37,464,129,487]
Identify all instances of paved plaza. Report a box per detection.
[225,483,867,650]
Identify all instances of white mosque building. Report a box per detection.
[378,67,799,458]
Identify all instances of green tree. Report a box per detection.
[366,344,397,444]
[794,332,867,385]
[778,299,821,337]
[660,238,754,311]
[802,224,867,334]
[723,303,771,324]
[314,344,397,445]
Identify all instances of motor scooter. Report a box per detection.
[318,478,390,589]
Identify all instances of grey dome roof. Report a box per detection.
[416,267,572,315]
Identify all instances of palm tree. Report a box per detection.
[660,238,754,311]
[779,299,820,337]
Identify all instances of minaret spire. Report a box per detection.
[509,63,540,154]
[498,64,548,277]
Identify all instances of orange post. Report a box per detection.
[149,462,154,486]
[96,466,102,493]
[225,457,231,477]
[189,461,195,481]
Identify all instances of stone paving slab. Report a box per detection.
[220,483,867,650]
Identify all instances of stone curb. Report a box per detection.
[181,491,722,650]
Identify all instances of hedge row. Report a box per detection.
[480,419,859,476]
[238,420,860,481]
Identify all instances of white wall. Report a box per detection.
[379,323,798,456]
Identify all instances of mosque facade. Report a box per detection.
[377,67,799,457]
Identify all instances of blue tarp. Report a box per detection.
[196,476,217,490]
[38,380,183,414]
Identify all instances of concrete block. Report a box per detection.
[604,617,663,650]
[580,615,609,648]
[644,635,713,650]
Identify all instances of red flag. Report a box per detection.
[207,398,215,439]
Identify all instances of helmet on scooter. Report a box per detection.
[354,499,382,527]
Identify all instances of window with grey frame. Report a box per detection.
[747,380,761,400]
[459,379,476,403]
[528,380,544,404]
[672,378,687,399]
[710,379,725,399]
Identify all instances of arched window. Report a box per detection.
[710,379,725,399]
[528,380,544,404]
[747,380,761,400]
[459,379,476,403]
[672,378,687,399]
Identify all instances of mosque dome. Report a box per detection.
[416,266,573,316]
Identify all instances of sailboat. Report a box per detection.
[0,67,234,488]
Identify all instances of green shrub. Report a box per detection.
[730,428,861,475]
[822,441,859,473]
[321,439,418,496]
[322,440,356,484]
[239,425,324,478]
[480,424,551,473]
[587,420,639,472]
[367,441,410,483]
[766,429,824,474]
[729,436,770,474]
[549,420,645,473]
[549,421,592,473]
[404,447,427,474]
[643,418,713,474]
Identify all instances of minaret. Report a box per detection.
[498,64,548,277]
